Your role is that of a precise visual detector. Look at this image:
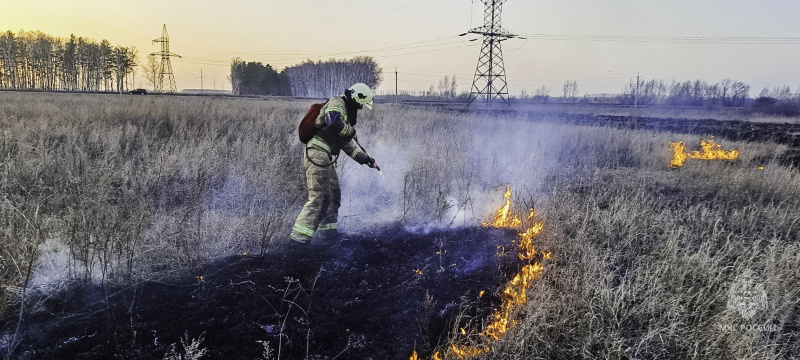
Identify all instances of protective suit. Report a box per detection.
[291,92,374,243]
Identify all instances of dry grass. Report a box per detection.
[484,129,800,359]
[0,92,310,315]
[0,92,798,359]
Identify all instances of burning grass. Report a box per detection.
[481,185,521,228]
[669,138,740,168]
[424,186,548,359]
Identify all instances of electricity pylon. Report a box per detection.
[462,0,519,106]
[151,24,181,93]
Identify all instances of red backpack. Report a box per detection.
[298,102,325,143]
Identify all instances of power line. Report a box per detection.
[386,66,474,77]
[170,32,800,75]
[175,59,229,67]
[400,72,459,78]
[172,0,445,28]
[172,36,460,57]
[175,71,227,77]
[176,42,474,69]
[518,33,800,45]
[368,44,473,59]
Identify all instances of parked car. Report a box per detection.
[128,89,147,95]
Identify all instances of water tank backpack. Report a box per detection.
[298,102,326,143]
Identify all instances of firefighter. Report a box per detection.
[290,83,378,247]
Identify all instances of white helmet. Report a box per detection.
[348,83,374,110]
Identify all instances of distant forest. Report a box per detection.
[229,56,382,98]
[515,77,800,114]
[0,30,136,92]
[0,29,383,97]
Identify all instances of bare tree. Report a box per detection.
[729,80,750,107]
[127,46,139,89]
[0,31,16,89]
[719,79,732,106]
[718,78,750,107]
[228,57,244,95]
[766,86,793,100]
[563,80,578,103]
[534,85,550,103]
[437,75,449,98]
[143,54,161,92]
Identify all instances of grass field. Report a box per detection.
[1,91,798,359]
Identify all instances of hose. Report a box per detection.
[305,146,338,168]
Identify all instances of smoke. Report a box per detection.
[27,238,103,298]
[337,108,570,234]
[337,136,408,231]
[21,104,580,300]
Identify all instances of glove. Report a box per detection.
[365,157,375,168]
[367,158,381,171]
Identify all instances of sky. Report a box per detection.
[3,0,800,97]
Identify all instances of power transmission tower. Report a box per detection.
[151,24,181,93]
[462,0,519,106]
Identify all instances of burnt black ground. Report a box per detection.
[2,227,518,360]
[561,114,800,145]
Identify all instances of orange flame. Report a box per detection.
[483,263,543,341]
[451,344,490,358]
[410,349,419,360]
[518,222,544,261]
[669,139,740,168]
[669,141,689,168]
[434,186,547,359]
[482,185,521,228]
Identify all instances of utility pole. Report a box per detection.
[151,24,181,93]
[395,68,398,104]
[462,0,519,106]
[197,69,205,94]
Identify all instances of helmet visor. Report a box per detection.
[363,101,373,110]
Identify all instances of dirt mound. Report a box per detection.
[3,227,518,359]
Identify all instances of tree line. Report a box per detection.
[0,30,137,92]
[520,78,758,107]
[230,56,382,98]
[229,58,290,96]
[619,78,751,107]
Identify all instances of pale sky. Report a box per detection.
[3,0,800,97]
